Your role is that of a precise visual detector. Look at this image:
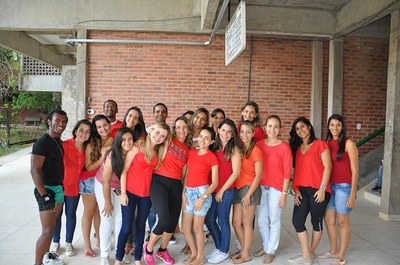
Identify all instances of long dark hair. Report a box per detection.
[240,120,256,159]
[190,108,210,131]
[327,114,346,160]
[72,119,91,148]
[201,126,217,152]
[90,114,110,163]
[122,106,147,141]
[110,127,134,179]
[289,116,316,163]
[241,101,262,126]
[215,118,242,161]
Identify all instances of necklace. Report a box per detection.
[49,134,64,156]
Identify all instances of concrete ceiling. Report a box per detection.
[0,0,397,68]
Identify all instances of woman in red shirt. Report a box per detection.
[236,101,267,142]
[182,126,219,265]
[289,116,332,265]
[122,106,147,141]
[51,119,91,256]
[319,114,358,265]
[205,118,242,264]
[255,115,292,264]
[143,116,191,265]
[232,121,263,264]
[115,122,170,265]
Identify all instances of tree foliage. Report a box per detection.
[12,91,59,114]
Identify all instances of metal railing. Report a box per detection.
[356,126,385,147]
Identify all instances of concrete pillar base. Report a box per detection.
[379,212,400,222]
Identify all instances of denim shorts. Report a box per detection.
[184,185,212,216]
[326,183,353,214]
[233,185,262,205]
[79,177,95,194]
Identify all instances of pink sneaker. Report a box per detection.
[156,249,175,265]
[143,243,156,265]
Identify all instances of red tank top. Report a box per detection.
[328,139,352,184]
[215,150,235,192]
[126,150,158,197]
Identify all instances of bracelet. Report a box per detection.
[282,191,289,195]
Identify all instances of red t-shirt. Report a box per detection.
[236,145,263,189]
[62,138,85,196]
[328,139,352,184]
[292,140,331,192]
[154,139,189,180]
[237,122,267,142]
[110,120,123,138]
[256,140,292,191]
[215,150,235,192]
[126,150,158,197]
[185,149,219,188]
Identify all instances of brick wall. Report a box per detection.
[86,31,388,155]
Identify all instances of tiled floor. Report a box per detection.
[0,146,399,265]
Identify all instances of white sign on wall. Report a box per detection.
[225,1,246,66]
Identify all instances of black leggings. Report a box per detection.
[292,186,331,233]
[150,173,183,235]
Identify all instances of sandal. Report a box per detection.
[262,254,275,264]
[231,250,241,260]
[231,256,251,264]
[84,249,96,257]
[318,251,337,259]
[180,245,191,255]
[253,249,266,257]
[330,258,346,265]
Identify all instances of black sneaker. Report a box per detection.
[371,185,381,192]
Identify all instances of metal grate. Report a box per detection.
[22,56,61,75]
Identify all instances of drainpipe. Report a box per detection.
[66,0,230,46]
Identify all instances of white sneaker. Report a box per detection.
[288,255,312,264]
[208,250,229,264]
[206,249,219,260]
[65,243,75,256]
[43,252,64,265]
[50,242,60,254]
[101,257,110,265]
[122,254,132,264]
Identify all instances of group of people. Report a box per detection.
[31,100,358,265]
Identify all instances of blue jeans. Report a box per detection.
[53,195,80,243]
[205,189,234,254]
[256,186,282,255]
[377,164,383,187]
[115,192,151,261]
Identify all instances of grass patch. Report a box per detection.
[0,126,46,156]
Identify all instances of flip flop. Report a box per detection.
[231,256,252,264]
[84,249,96,257]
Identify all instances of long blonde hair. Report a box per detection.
[144,122,171,169]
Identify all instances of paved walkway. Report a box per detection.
[0,146,399,265]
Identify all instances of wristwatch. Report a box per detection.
[202,194,208,199]
[320,184,327,190]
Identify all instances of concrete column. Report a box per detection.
[380,10,400,221]
[76,27,88,120]
[327,38,343,117]
[61,66,78,139]
[311,40,323,138]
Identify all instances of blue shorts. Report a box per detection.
[183,185,212,216]
[79,177,95,194]
[326,183,352,214]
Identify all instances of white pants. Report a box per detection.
[256,186,283,255]
[94,179,122,258]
